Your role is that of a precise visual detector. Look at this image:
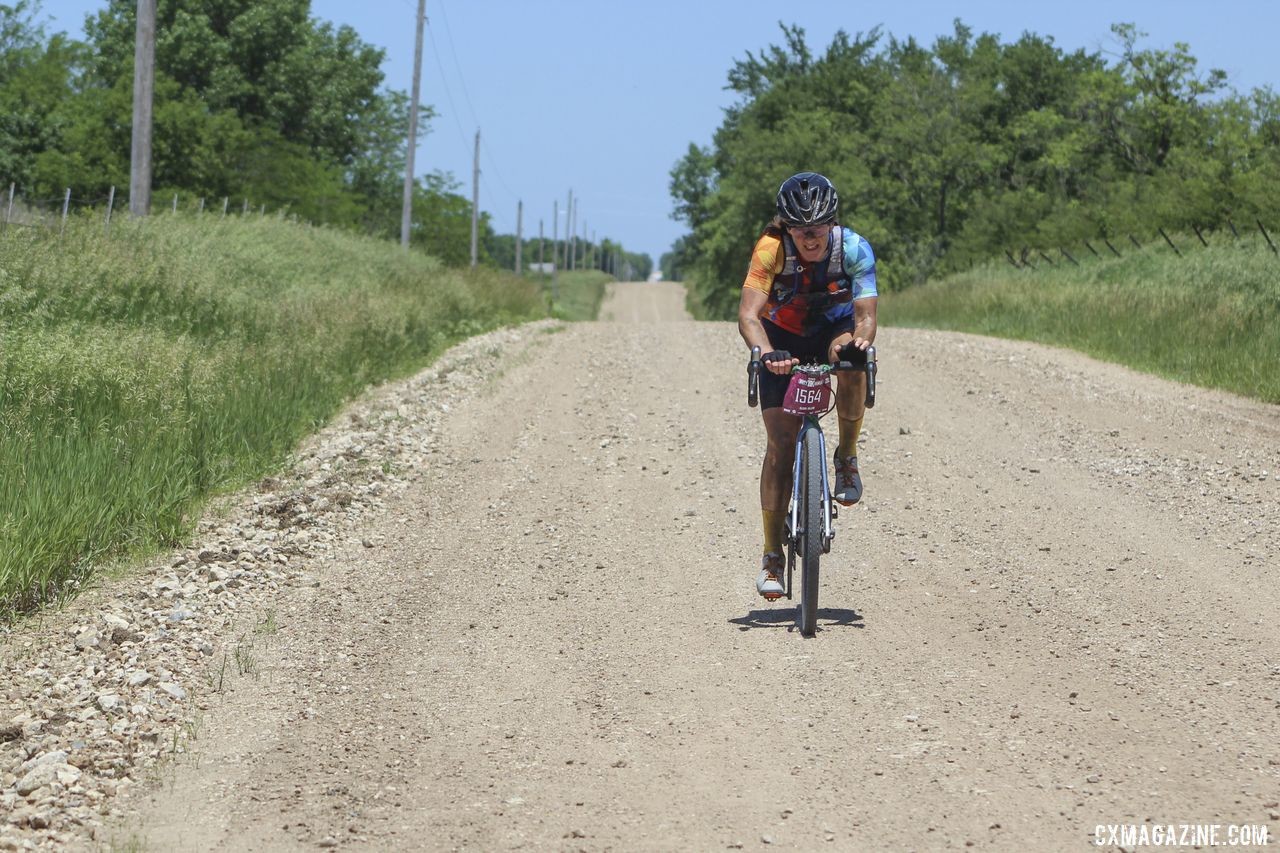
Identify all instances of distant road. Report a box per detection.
[599,279,691,323]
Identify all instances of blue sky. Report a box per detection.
[41,1,1280,264]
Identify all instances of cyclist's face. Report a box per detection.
[788,223,832,262]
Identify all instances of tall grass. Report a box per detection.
[0,213,568,613]
[885,236,1280,404]
[527,270,611,322]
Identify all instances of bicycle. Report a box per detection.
[747,344,877,637]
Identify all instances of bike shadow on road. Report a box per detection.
[728,607,865,632]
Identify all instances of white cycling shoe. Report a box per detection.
[756,552,785,600]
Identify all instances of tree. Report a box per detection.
[1104,23,1227,172]
[82,1,380,162]
[0,2,81,192]
[408,171,490,267]
[669,21,1273,319]
[16,0,416,227]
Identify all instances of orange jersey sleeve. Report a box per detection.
[742,233,784,294]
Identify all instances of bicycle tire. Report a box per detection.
[797,426,823,637]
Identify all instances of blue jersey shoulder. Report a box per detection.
[842,228,878,299]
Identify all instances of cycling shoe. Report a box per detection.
[756,551,785,600]
[833,454,862,506]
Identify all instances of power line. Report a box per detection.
[433,0,480,129]
[429,0,519,205]
[420,18,512,225]
[402,0,526,235]
[423,20,473,169]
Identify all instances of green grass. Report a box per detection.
[886,235,1280,404]
[0,213,602,614]
[527,269,611,322]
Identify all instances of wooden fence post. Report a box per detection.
[1157,227,1182,257]
[221,197,228,218]
[172,193,178,214]
[1060,248,1079,266]
[1192,224,1209,247]
[1004,250,1021,269]
[1037,250,1056,266]
[1128,234,1143,250]
[242,198,248,215]
[1258,219,1278,255]
[104,185,116,235]
[1102,237,1122,258]
[5,182,13,225]
[1228,219,1241,240]
[197,197,205,213]
[1083,241,1101,258]
[60,187,70,235]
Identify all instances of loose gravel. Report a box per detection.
[0,321,559,850]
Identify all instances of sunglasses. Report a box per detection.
[787,224,831,240]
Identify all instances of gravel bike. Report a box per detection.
[747,344,877,637]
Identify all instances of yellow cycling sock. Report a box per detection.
[762,510,786,555]
[837,416,863,458]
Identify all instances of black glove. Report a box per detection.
[762,350,793,364]
[835,343,868,365]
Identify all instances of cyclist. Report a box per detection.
[737,172,878,599]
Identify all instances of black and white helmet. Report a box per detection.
[776,172,839,226]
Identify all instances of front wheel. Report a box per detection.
[797,427,823,637]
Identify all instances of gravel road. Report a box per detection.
[4,281,1278,851]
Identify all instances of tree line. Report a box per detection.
[667,21,1280,319]
[0,0,648,273]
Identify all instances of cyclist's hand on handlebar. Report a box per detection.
[762,350,799,375]
[833,338,873,364]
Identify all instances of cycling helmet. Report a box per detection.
[776,172,839,226]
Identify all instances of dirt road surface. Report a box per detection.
[125,281,1279,851]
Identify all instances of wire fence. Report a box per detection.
[1002,219,1280,271]
[1,182,303,239]
[1,182,637,280]
[0,180,640,290]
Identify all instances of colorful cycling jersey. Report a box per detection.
[742,226,877,337]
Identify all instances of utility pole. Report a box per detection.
[573,197,583,268]
[470,129,480,268]
[400,0,426,248]
[576,212,586,268]
[565,189,574,271]
[515,200,523,275]
[129,0,156,217]
[550,203,559,303]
